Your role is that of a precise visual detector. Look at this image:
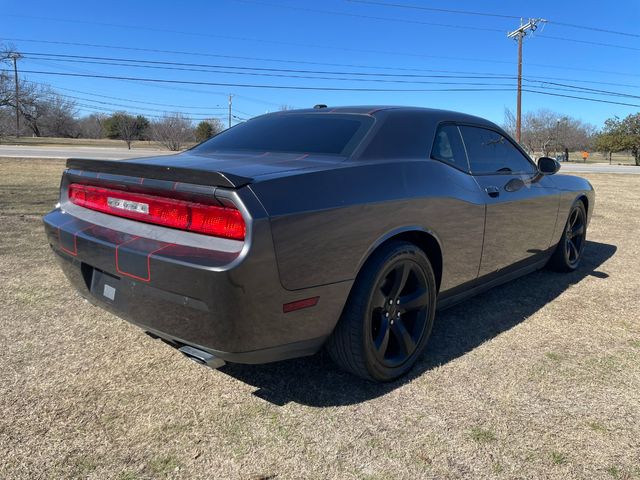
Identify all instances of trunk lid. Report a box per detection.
[67,151,346,188]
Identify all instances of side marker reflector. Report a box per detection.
[283,296,319,313]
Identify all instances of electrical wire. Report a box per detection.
[20,53,640,102]
[2,68,522,92]
[21,51,640,91]
[347,0,640,39]
[5,36,640,79]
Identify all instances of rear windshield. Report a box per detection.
[192,113,374,156]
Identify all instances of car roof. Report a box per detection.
[268,105,500,129]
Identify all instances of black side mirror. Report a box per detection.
[538,156,560,175]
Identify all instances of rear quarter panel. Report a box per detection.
[250,159,486,292]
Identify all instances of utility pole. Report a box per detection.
[8,52,22,138]
[507,18,545,143]
[228,94,234,129]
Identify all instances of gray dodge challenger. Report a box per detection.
[43,106,594,381]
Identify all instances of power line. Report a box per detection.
[51,91,229,117]
[14,50,640,109]
[522,79,640,101]
[546,21,640,39]
[18,50,640,91]
[8,67,640,111]
[46,85,226,110]
[231,1,640,51]
[523,89,640,108]
[2,68,520,92]
[65,99,221,120]
[24,53,640,102]
[229,0,503,32]
[347,0,640,39]
[24,56,520,87]
[346,0,520,20]
[22,51,517,79]
[18,52,640,93]
[535,34,640,52]
[5,36,640,79]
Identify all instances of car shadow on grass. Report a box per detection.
[219,240,616,406]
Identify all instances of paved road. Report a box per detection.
[0,145,174,160]
[558,162,640,175]
[1,145,639,174]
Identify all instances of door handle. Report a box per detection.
[485,186,500,198]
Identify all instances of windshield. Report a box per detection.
[192,113,374,156]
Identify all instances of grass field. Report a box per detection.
[0,136,187,150]
[1,158,638,479]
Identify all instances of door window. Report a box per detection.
[459,126,536,175]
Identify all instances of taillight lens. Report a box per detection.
[68,183,245,240]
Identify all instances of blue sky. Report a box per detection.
[2,0,639,127]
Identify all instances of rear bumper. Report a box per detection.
[43,206,351,364]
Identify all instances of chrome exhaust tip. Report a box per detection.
[178,345,226,369]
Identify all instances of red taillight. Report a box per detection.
[68,183,245,240]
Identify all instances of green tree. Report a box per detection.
[620,113,640,166]
[593,133,622,164]
[195,121,213,142]
[596,114,640,166]
[104,112,149,149]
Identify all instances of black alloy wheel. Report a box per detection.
[564,205,586,268]
[370,260,430,368]
[548,200,587,272]
[327,241,437,382]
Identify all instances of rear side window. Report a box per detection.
[193,114,373,156]
[459,126,536,175]
[360,111,434,159]
[431,124,469,171]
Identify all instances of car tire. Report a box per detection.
[547,200,587,272]
[326,240,437,382]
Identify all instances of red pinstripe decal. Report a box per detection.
[115,237,174,283]
[58,219,92,257]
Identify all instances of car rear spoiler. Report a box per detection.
[66,158,253,188]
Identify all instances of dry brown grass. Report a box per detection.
[0,158,638,480]
[0,136,193,150]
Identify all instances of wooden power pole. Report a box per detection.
[8,52,22,138]
[228,94,234,129]
[507,19,545,143]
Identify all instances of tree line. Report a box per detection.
[502,108,640,165]
[1,49,225,150]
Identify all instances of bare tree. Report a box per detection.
[151,113,194,151]
[504,108,595,156]
[76,113,107,139]
[0,108,12,140]
[502,107,516,138]
[41,93,78,137]
[0,72,12,109]
[16,85,78,137]
[206,118,225,135]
